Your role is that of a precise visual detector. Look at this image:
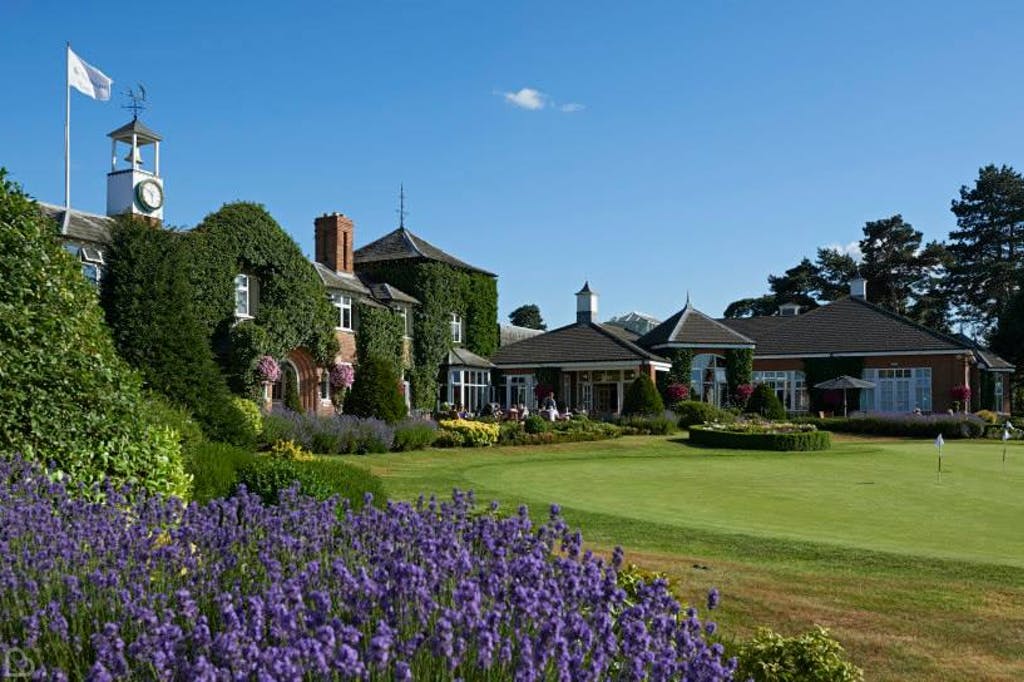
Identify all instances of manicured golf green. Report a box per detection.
[344,435,1024,680]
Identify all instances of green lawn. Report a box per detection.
[342,435,1024,681]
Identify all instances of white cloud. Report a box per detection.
[502,87,546,110]
[824,241,863,262]
[497,87,584,113]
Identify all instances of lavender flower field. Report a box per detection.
[0,455,733,680]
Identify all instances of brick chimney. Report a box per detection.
[314,213,354,273]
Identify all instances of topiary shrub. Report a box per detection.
[748,383,787,419]
[0,170,189,499]
[622,374,665,416]
[675,401,733,428]
[736,626,863,682]
[345,356,407,423]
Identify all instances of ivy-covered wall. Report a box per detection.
[355,260,498,409]
[802,357,865,413]
[725,348,754,398]
[355,301,405,378]
[183,202,339,395]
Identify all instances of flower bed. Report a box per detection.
[689,423,832,451]
[436,418,501,447]
[497,418,622,446]
[0,455,735,680]
[795,413,985,439]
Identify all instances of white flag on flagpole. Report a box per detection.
[935,433,945,450]
[68,47,112,101]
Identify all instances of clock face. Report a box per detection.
[136,179,164,211]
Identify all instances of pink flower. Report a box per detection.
[950,384,972,402]
[735,383,754,404]
[666,383,690,402]
[329,362,355,389]
[256,355,280,383]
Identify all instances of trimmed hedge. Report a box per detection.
[795,415,985,439]
[234,456,384,508]
[616,414,677,435]
[346,356,407,423]
[689,426,832,451]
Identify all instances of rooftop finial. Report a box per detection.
[397,183,408,228]
[122,83,147,120]
[686,290,691,307]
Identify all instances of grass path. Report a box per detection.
[342,435,1024,680]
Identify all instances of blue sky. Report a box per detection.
[3,1,1024,327]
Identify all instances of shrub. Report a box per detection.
[622,374,665,416]
[234,455,383,508]
[736,626,863,682]
[230,396,263,447]
[0,456,732,679]
[260,410,395,454]
[748,383,787,419]
[346,356,407,423]
[689,425,832,451]
[185,441,256,504]
[0,170,188,498]
[393,418,438,451]
[734,383,755,408]
[524,414,549,434]
[675,401,734,428]
[974,409,999,424]
[498,419,622,446]
[144,390,205,454]
[269,439,315,461]
[795,413,985,439]
[616,413,677,435]
[436,419,500,447]
[665,382,690,403]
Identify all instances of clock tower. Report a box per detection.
[106,117,164,223]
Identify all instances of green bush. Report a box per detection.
[436,419,500,447]
[524,414,549,434]
[736,626,863,682]
[616,414,677,435]
[675,401,733,428]
[144,390,205,454]
[346,356,407,423]
[689,425,832,451]
[234,456,383,509]
[230,396,263,448]
[748,383,787,419]
[393,419,438,451]
[622,374,665,416]
[185,442,256,504]
[0,170,188,499]
[794,415,985,439]
[497,418,622,446]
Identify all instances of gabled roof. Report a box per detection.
[354,226,495,277]
[637,302,755,349]
[491,321,668,366]
[446,347,495,368]
[38,202,114,244]
[312,261,370,296]
[359,278,420,306]
[718,297,969,356]
[953,334,1015,371]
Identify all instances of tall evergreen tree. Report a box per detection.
[857,215,935,315]
[509,304,546,330]
[813,247,859,301]
[948,164,1024,334]
[767,258,820,310]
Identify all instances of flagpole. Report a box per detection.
[63,41,71,235]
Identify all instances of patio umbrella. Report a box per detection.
[813,375,876,417]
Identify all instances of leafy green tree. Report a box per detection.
[509,304,546,330]
[0,170,188,497]
[948,164,1024,334]
[346,356,407,423]
[622,375,665,416]
[101,218,251,445]
[723,295,777,318]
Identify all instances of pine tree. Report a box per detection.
[509,304,546,330]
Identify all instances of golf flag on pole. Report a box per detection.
[935,434,944,450]
[67,47,112,100]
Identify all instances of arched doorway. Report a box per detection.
[271,360,301,411]
[691,353,728,408]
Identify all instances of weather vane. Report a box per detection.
[122,83,147,119]
[397,183,408,228]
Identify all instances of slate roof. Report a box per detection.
[312,262,370,296]
[491,322,668,366]
[108,118,162,142]
[446,347,495,368]
[718,297,970,356]
[354,226,495,276]
[953,334,1015,371]
[38,202,114,244]
[637,303,755,349]
[359,278,420,306]
[500,325,545,347]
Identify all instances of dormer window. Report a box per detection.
[331,293,353,331]
[234,274,252,318]
[450,312,463,343]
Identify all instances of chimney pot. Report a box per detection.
[314,213,355,274]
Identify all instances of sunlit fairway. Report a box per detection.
[344,435,1024,681]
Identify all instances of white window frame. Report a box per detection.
[319,371,331,403]
[331,293,353,331]
[397,306,413,338]
[449,368,491,413]
[234,274,252,319]
[451,312,463,343]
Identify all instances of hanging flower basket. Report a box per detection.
[256,355,280,383]
[330,362,355,389]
